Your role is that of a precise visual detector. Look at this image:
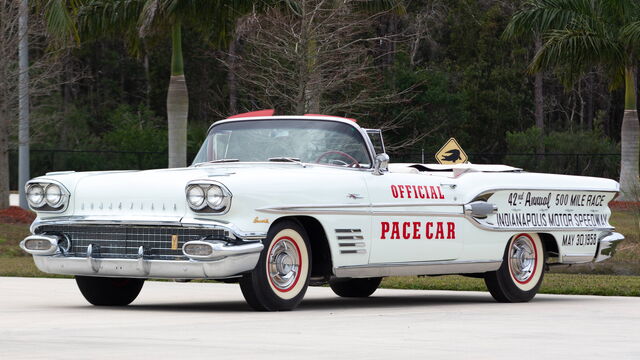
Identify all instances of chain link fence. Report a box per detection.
[8,149,167,190]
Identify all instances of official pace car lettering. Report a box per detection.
[380,221,455,240]
[390,185,445,199]
[492,190,611,228]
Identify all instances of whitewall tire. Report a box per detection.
[484,233,545,302]
[240,220,311,311]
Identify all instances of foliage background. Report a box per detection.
[6,0,639,187]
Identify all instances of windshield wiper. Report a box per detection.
[209,158,239,163]
[195,159,239,166]
[268,157,306,167]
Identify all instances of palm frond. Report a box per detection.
[531,27,623,85]
[43,0,82,44]
[503,0,599,40]
[622,21,640,52]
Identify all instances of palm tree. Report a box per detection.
[504,0,640,200]
[44,0,258,168]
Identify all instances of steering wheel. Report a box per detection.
[315,150,360,168]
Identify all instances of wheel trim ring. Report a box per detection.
[508,234,538,285]
[267,236,302,293]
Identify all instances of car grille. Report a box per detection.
[36,225,230,260]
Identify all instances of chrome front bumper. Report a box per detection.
[32,251,262,279]
[594,232,625,263]
[23,218,266,279]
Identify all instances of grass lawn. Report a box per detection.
[381,274,640,297]
[1,210,638,296]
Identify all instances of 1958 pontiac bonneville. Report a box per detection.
[20,111,624,311]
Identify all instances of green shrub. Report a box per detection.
[506,127,620,178]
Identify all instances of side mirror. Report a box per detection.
[373,153,389,175]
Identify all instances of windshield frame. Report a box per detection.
[193,116,376,169]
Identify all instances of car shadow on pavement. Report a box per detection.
[66,292,571,313]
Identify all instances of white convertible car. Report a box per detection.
[21,111,624,310]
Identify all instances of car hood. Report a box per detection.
[35,163,361,220]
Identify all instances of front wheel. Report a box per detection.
[240,220,311,311]
[75,276,145,306]
[484,233,545,303]
[329,277,382,298]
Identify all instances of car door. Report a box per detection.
[364,171,464,264]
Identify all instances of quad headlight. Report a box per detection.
[186,180,232,213]
[26,184,45,208]
[186,184,206,210]
[26,181,70,211]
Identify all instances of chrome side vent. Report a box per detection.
[335,229,367,254]
[464,201,498,219]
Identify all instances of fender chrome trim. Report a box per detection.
[32,252,261,279]
[30,217,267,241]
[594,232,624,262]
[334,260,502,278]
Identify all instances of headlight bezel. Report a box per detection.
[186,184,207,210]
[185,180,232,214]
[44,183,64,207]
[26,184,45,208]
[26,180,70,212]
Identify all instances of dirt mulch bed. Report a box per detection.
[609,201,640,211]
[0,206,36,224]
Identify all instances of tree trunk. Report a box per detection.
[534,37,544,155]
[167,23,188,168]
[18,0,29,209]
[144,52,151,108]
[227,38,238,115]
[167,74,188,168]
[619,67,639,200]
[585,72,594,130]
[0,105,9,210]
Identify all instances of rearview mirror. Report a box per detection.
[373,153,389,175]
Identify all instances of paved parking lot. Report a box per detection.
[0,277,638,359]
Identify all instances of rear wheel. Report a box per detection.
[75,276,145,306]
[484,233,545,303]
[240,220,311,311]
[329,277,382,298]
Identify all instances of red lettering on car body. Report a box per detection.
[447,222,456,239]
[405,185,413,198]
[435,222,444,238]
[391,222,400,239]
[402,222,411,239]
[381,222,390,239]
[412,185,419,199]
[389,185,446,200]
[425,222,434,239]
[381,221,454,240]
[412,222,421,239]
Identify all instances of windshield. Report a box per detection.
[193,119,372,167]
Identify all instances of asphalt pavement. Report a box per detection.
[0,277,638,359]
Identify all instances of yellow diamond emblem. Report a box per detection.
[435,138,468,165]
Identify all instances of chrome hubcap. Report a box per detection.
[509,236,536,283]
[268,238,300,290]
